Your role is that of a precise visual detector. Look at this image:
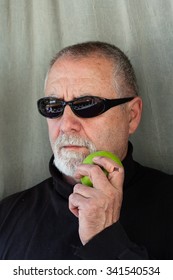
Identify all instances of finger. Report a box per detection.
[92,156,124,191]
[108,165,124,191]
[74,163,109,189]
[69,192,85,217]
[73,183,95,197]
[92,156,122,173]
[74,163,107,180]
[74,164,89,180]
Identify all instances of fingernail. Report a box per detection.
[93,156,100,161]
[112,166,119,172]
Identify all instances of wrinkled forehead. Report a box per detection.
[48,54,115,77]
[44,55,116,97]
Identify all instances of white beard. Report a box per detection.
[52,134,97,177]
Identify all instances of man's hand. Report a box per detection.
[68,156,124,245]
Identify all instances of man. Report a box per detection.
[0,41,173,259]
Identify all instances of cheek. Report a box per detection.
[85,113,129,153]
[83,118,113,148]
[47,120,60,143]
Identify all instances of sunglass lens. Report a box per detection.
[73,96,105,118]
[38,98,63,118]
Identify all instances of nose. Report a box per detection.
[59,105,82,134]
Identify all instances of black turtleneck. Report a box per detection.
[0,142,173,259]
[49,142,136,197]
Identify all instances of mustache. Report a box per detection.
[54,134,96,150]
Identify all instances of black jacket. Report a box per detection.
[0,143,173,259]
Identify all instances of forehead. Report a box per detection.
[48,55,114,81]
[45,55,116,98]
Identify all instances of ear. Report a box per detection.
[127,97,142,135]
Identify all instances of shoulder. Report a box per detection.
[135,161,173,182]
[134,161,173,196]
[0,177,53,222]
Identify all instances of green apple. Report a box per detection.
[80,151,122,187]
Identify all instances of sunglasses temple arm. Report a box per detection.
[104,97,134,111]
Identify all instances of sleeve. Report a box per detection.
[75,221,148,260]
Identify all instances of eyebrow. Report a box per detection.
[46,93,94,100]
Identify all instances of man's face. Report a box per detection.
[45,55,133,179]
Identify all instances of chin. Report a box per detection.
[54,154,84,177]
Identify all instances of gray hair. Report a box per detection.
[46,41,138,97]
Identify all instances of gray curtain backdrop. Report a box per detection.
[0,0,173,199]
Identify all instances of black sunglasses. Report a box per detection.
[37,95,134,119]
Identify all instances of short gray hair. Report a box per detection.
[47,41,138,97]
